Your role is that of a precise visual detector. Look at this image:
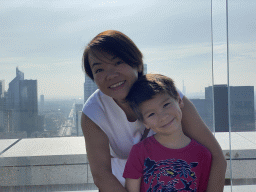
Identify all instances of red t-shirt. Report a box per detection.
[123,136,212,192]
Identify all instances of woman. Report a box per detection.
[81,30,226,192]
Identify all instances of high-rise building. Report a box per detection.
[19,80,38,136]
[84,75,98,103]
[7,67,24,132]
[75,104,83,136]
[205,85,255,132]
[0,80,6,132]
[0,80,5,97]
[230,86,255,132]
[6,67,39,137]
[40,95,45,111]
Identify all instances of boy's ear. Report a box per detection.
[178,96,184,109]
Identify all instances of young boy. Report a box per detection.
[123,74,212,192]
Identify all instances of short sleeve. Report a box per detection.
[198,147,212,191]
[123,144,144,179]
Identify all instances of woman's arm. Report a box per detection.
[81,113,127,192]
[181,96,227,192]
[125,178,141,192]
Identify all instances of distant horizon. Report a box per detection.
[38,89,256,101]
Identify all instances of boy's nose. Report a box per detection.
[159,112,169,122]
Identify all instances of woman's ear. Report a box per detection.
[178,97,184,109]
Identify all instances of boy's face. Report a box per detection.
[140,93,184,136]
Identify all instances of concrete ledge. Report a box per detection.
[0,164,93,186]
[0,183,98,192]
[0,132,255,190]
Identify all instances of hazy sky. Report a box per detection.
[1,0,255,99]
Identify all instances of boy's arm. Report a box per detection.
[181,96,226,192]
[125,178,141,192]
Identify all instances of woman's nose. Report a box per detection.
[106,65,119,80]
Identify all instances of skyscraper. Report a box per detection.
[19,80,38,136]
[7,67,24,132]
[0,81,6,132]
[0,80,5,97]
[230,86,255,132]
[84,75,98,103]
[75,104,83,136]
[40,95,45,111]
[6,67,39,137]
[205,85,255,132]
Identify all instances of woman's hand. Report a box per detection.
[181,96,227,192]
[81,113,128,192]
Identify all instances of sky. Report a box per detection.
[1,0,255,99]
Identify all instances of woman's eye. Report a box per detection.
[95,69,103,74]
[163,103,170,108]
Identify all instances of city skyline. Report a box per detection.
[1,66,255,139]
[2,67,256,101]
[1,0,255,98]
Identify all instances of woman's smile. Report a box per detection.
[109,80,126,89]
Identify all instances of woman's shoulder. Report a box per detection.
[82,89,105,116]
[82,89,120,123]
[83,89,110,110]
[84,89,101,106]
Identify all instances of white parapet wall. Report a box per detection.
[215,132,256,185]
[0,132,255,191]
[0,137,94,189]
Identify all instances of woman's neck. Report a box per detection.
[113,98,138,122]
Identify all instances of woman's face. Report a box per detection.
[88,50,142,102]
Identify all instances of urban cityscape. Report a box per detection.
[0,67,255,140]
[0,67,89,139]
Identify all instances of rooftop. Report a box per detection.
[0,132,255,191]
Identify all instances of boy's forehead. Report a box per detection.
[139,93,178,110]
[140,93,170,109]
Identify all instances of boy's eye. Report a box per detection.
[147,113,155,118]
[116,60,123,65]
[163,102,170,108]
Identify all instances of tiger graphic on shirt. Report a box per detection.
[143,157,199,192]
